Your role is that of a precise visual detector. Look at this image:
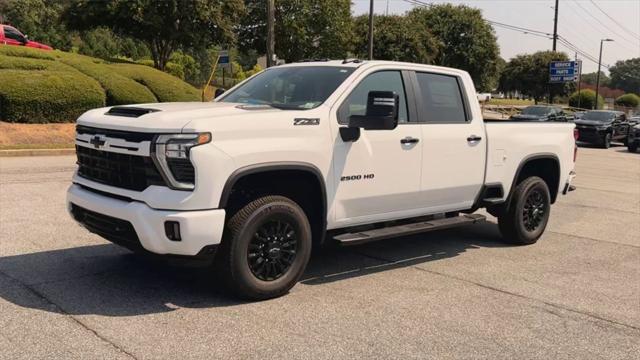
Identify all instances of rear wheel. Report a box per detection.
[498,176,550,245]
[216,195,312,300]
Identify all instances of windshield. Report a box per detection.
[521,106,552,116]
[220,66,355,110]
[582,111,615,121]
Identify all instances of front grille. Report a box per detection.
[71,204,142,251]
[167,158,195,183]
[76,146,165,191]
[76,125,156,143]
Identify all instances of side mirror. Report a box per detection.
[348,91,399,130]
[214,88,225,98]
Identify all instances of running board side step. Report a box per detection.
[333,214,486,246]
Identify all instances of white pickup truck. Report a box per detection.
[67,60,577,299]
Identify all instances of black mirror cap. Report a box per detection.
[214,88,226,98]
[348,91,399,130]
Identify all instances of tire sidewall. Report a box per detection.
[514,179,550,242]
[230,200,312,297]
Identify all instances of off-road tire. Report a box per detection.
[216,195,312,300]
[498,176,551,245]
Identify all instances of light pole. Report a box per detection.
[594,38,613,109]
[368,0,374,60]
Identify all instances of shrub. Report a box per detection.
[109,63,200,102]
[0,70,105,123]
[245,64,263,78]
[0,45,56,60]
[615,93,640,108]
[569,89,603,109]
[56,53,157,105]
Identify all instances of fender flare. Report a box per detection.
[219,161,328,243]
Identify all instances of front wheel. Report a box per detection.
[216,195,312,300]
[629,142,638,153]
[498,176,551,245]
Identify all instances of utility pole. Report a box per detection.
[595,38,614,110]
[576,52,582,109]
[266,0,275,67]
[368,0,374,60]
[552,0,559,51]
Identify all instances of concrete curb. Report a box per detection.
[0,148,75,157]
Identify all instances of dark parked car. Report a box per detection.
[627,120,640,153]
[575,110,631,148]
[510,105,570,122]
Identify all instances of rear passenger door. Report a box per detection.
[411,71,485,211]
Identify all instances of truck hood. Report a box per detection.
[76,102,285,133]
[510,114,548,121]
[574,119,612,127]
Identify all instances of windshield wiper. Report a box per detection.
[268,103,304,110]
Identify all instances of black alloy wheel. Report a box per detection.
[522,189,545,232]
[248,219,298,281]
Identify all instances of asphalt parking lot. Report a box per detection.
[1,144,639,359]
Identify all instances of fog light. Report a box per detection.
[164,221,181,241]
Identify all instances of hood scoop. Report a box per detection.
[106,107,160,118]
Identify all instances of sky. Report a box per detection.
[352,0,640,74]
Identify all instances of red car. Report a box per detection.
[0,24,52,50]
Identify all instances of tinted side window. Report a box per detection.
[415,72,467,123]
[339,71,408,124]
[3,27,24,42]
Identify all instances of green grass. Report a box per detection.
[487,98,535,106]
[0,46,200,123]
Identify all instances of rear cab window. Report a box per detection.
[414,72,469,123]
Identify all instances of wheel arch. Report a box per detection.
[510,153,561,204]
[219,162,328,246]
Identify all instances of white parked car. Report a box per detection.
[67,60,577,299]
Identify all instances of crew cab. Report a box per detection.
[575,110,630,148]
[67,60,577,299]
[0,24,52,50]
[510,105,570,122]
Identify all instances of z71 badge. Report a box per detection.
[294,118,320,126]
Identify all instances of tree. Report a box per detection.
[499,51,571,103]
[351,14,438,64]
[238,0,352,63]
[64,0,244,70]
[609,58,640,94]
[569,89,603,109]
[408,4,500,91]
[580,71,609,87]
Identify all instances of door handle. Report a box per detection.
[467,135,482,142]
[400,137,420,144]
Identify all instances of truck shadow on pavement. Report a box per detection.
[0,222,508,316]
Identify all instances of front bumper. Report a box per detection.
[576,128,606,143]
[67,184,225,256]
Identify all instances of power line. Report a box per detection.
[569,0,639,49]
[588,0,640,41]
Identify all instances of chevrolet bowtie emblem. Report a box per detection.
[89,135,106,149]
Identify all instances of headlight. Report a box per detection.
[152,133,211,190]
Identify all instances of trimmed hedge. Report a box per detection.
[0,70,105,123]
[615,93,640,108]
[110,63,201,102]
[0,46,200,123]
[569,89,603,110]
[57,54,158,105]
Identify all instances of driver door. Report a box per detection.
[331,70,423,226]
[2,26,25,46]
